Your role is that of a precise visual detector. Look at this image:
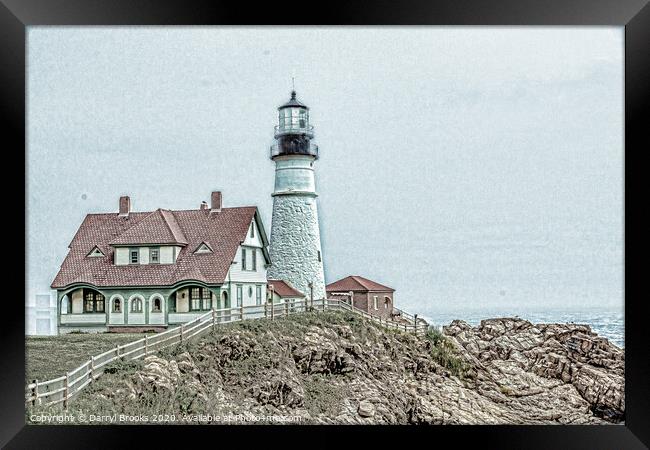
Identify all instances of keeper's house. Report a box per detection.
[51,192,270,333]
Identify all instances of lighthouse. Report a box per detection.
[267,91,326,300]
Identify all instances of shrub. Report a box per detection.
[499,385,514,396]
[424,329,470,379]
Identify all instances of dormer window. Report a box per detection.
[130,249,139,264]
[87,246,104,257]
[150,247,160,264]
[194,242,213,254]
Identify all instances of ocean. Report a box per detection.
[418,307,624,349]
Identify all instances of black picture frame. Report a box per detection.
[2,0,647,447]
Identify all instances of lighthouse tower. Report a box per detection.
[267,91,326,300]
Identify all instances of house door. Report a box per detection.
[222,291,230,322]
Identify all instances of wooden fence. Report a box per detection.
[25,298,428,409]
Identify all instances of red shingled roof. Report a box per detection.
[51,206,265,289]
[109,209,188,246]
[325,275,394,293]
[267,279,305,298]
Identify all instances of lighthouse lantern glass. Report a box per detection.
[279,107,309,133]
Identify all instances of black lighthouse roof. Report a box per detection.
[278,90,308,110]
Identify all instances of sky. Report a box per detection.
[26,27,624,318]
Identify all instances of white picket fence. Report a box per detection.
[26,298,428,409]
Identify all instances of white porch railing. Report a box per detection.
[60,314,106,325]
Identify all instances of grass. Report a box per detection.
[499,385,515,396]
[27,311,472,423]
[303,374,344,418]
[26,333,142,383]
[424,328,471,379]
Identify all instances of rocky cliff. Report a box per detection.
[74,311,624,424]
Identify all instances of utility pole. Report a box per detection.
[308,281,314,311]
[269,284,275,320]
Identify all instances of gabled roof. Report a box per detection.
[51,206,269,289]
[325,275,395,293]
[267,279,305,298]
[109,209,188,246]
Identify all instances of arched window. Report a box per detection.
[131,297,143,313]
[384,297,391,309]
[113,298,122,313]
[222,291,229,308]
[152,298,161,312]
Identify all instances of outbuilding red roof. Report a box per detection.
[325,275,395,293]
[51,206,267,289]
[267,279,305,298]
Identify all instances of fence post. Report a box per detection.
[271,301,275,321]
[414,314,418,335]
[144,335,149,357]
[116,344,121,359]
[90,356,95,382]
[322,297,326,312]
[63,372,69,409]
[180,324,184,344]
[264,302,268,319]
[241,304,245,321]
[285,302,289,317]
[212,309,216,331]
[31,379,38,407]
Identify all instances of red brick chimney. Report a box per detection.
[118,196,130,217]
[211,191,222,213]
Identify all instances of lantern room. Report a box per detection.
[275,90,314,138]
[271,90,319,159]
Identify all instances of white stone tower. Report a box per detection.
[267,91,326,300]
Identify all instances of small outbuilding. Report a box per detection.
[267,279,306,306]
[326,275,395,319]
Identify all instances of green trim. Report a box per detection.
[54,279,223,291]
[111,243,187,247]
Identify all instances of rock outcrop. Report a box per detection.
[443,318,625,423]
[82,312,624,425]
